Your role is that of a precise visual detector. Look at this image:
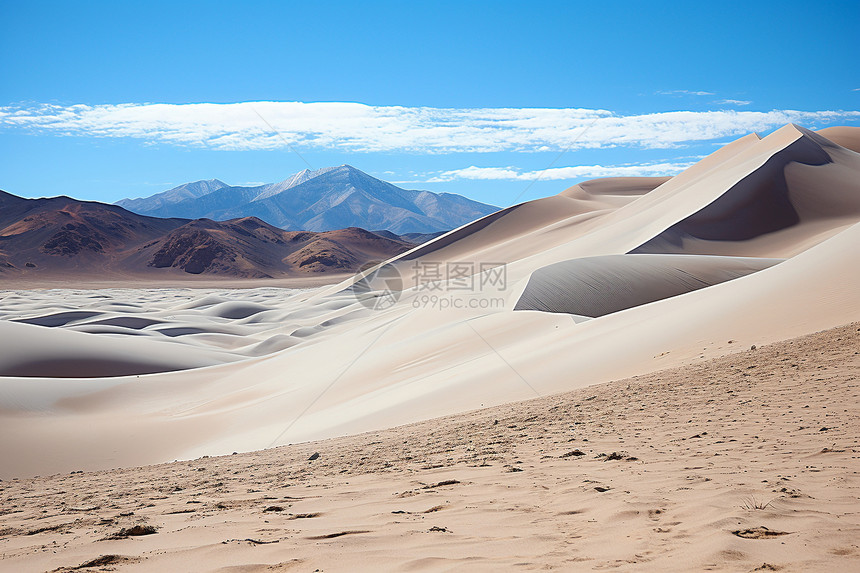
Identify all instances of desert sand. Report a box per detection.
[0,324,858,572]
[1,124,858,477]
[1,124,859,570]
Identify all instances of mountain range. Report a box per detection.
[116,165,498,234]
[0,191,415,279]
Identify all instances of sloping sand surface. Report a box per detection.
[0,124,859,481]
[1,324,857,572]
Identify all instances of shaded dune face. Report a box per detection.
[514,254,781,317]
[632,129,836,251]
[0,357,188,378]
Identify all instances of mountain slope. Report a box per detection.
[115,179,229,213]
[0,191,186,274]
[117,165,498,234]
[134,218,413,278]
[0,192,412,279]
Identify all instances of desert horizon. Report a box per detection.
[2,2,859,571]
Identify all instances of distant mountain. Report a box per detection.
[115,165,498,234]
[0,191,413,279]
[116,179,228,213]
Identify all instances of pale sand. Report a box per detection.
[0,324,857,572]
[1,124,859,479]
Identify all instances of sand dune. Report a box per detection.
[0,325,857,572]
[0,288,346,378]
[0,124,859,484]
[633,126,860,256]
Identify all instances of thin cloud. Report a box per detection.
[656,90,715,96]
[716,99,752,106]
[427,161,696,182]
[0,101,856,154]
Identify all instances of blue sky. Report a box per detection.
[1,0,858,207]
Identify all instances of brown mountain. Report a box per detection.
[0,191,413,280]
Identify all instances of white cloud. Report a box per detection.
[0,101,856,154]
[716,99,752,106]
[428,161,696,182]
[657,90,715,96]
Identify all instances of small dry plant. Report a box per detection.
[740,496,775,511]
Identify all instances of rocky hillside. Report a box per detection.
[0,191,413,279]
